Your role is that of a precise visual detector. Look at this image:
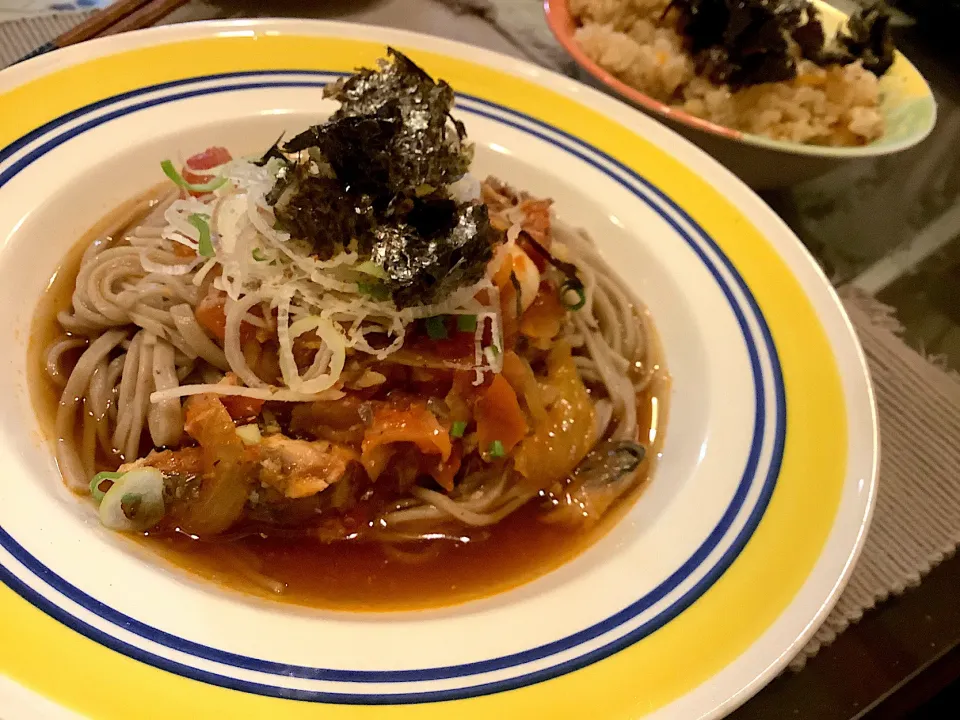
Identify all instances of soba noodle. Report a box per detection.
[46,183,658,540]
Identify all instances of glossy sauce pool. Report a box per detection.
[29,189,670,611]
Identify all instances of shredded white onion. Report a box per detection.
[150,156,507,401]
[150,383,345,403]
[139,251,201,276]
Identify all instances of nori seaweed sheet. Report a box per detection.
[269,48,495,307]
[666,0,897,88]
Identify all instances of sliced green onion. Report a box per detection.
[121,493,143,520]
[98,467,165,533]
[451,420,467,438]
[560,280,587,311]
[354,260,388,279]
[188,214,214,257]
[252,248,267,262]
[489,344,500,357]
[89,471,123,503]
[357,282,390,301]
[160,159,228,193]
[425,316,448,340]
[456,314,478,333]
[488,440,506,459]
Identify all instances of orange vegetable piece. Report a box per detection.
[134,446,204,478]
[513,343,595,492]
[195,289,228,342]
[178,394,256,536]
[361,403,452,478]
[501,350,546,424]
[361,444,396,481]
[194,288,255,344]
[475,374,528,457]
[520,283,565,343]
[428,442,463,492]
[219,395,265,423]
[172,242,197,259]
[518,198,552,248]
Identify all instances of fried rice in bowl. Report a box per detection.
[545,0,936,188]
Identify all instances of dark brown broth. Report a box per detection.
[28,189,669,612]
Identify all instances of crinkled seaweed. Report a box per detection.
[272,172,376,260]
[667,0,813,87]
[253,134,288,168]
[370,201,495,307]
[833,3,895,76]
[267,48,498,307]
[665,0,897,88]
[322,47,470,195]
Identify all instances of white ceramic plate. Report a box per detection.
[0,20,877,720]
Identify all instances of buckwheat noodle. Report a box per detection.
[45,184,662,542]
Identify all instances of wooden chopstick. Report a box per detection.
[101,0,190,38]
[13,0,189,65]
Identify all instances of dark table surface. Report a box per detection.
[740,17,960,718]
[104,0,960,716]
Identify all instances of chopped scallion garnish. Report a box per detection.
[120,493,143,521]
[354,260,388,279]
[89,471,123,503]
[560,279,587,311]
[488,440,506,458]
[98,467,165,532]
[451,420,467,438]
[252,248,267,262]
[160,159,228,193]
[425,316,448,340]
[357,281,390,300]
[457,314,478,333]
[188,214,214,257]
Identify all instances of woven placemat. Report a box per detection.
[3,0,960,674]
[0,10,97,68]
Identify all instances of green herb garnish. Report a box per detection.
[89,471,123,503]
[252,248,267,262]
[160,159,228,193]
[456,314,478,333]
[188,214,214,257]
[488,440,505,459]
[355,260,388,279]
[357,282,390,300]
[425,316,448,340]
[451,420,467,438]
[560,279,586,311]
[120,493,143,520]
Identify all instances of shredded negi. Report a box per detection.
[148,49,531,401]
